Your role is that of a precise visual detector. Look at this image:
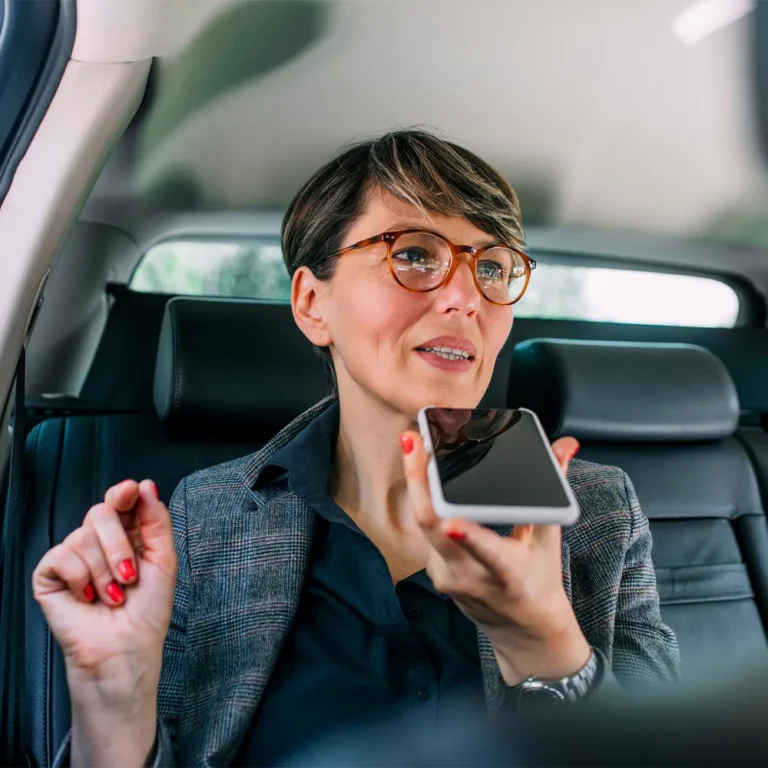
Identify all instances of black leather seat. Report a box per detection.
[23,296,330,767]
[26,298,768,761]
[508,339,768,675]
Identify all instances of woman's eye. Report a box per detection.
[393,248,439,269]
[477,259,507,282]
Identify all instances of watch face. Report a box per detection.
[518,684,567,709]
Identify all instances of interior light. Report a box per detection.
[673,0,755,45]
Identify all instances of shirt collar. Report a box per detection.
[405,568,451,600]
[253,400,339,497]
[253,400,449,599]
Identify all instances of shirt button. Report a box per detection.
[406,606,422,619]
[416,687,431,702]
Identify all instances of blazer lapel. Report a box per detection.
[186,398,338,765]
[186,484,316,767]
[477,535,572,711]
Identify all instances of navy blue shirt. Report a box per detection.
[234,402,485,766]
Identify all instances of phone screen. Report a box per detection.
[425,407,571,508]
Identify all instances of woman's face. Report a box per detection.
[293,188,514,419]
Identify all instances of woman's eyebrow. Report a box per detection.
[382,220,426,232]
[384,221,499,248]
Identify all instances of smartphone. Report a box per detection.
[417,406,580,525]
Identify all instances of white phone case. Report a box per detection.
[417,406,580,525]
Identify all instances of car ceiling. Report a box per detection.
[81,0,768,263]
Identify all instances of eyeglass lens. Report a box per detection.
[390,232,528,303]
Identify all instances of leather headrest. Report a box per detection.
[154,297,330,435]
[508,339,739,443]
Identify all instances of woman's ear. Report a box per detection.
[291,266,332,348]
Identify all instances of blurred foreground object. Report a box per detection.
[284,670,768,767]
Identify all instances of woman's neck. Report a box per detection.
[330,387,416,535]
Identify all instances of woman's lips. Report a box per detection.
[417,335,477,357]
[415,335,477,372]
[415,349,474,372]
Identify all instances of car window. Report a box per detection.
[516,263,740,328]
[131,239,291,301]
[131,239,740,328]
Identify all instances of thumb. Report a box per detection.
[401,430,438,530]
[135,479,175,561]
[551,437,580,477]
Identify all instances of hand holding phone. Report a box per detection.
[417,406,579,525]
[401,417,590,684]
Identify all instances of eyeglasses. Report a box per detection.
[329,229,536,306]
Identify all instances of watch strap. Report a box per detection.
[558,647,600,702]
[502,647,603,710]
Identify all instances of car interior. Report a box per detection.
[4,0,768,765]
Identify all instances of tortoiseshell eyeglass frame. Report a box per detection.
[328,229,537,306]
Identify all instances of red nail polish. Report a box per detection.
[400,434,414,455]
[83,583,95,602]
[106,582,124,603]
[447,530,466,542]
[151,482,159,500]
[118,559,136,581]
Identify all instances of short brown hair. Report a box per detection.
[281,128,525,385]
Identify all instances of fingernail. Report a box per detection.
[151,482,159,500]
[118,559,136,581]
[400,434,414,455]
[569,443,581,461]
[83,583,95,602]
[106,582,124,603]
[447,530,466,542]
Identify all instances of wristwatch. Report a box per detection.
[502,647,602,711]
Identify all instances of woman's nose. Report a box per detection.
[435,258,481,316]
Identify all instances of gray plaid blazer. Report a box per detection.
[56,398,680,768]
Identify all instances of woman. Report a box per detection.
[33,129,679,768]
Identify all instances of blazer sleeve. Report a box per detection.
[610,471,680,685]
[151,476,193,766]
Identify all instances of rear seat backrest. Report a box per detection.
[24,297,330,767]
[509,339,768,674]
[153,296,330,435]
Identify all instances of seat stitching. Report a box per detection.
[661,594,755,606]
[43,420,66,765]
[172,308,182,419]
[91,417,100,507]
